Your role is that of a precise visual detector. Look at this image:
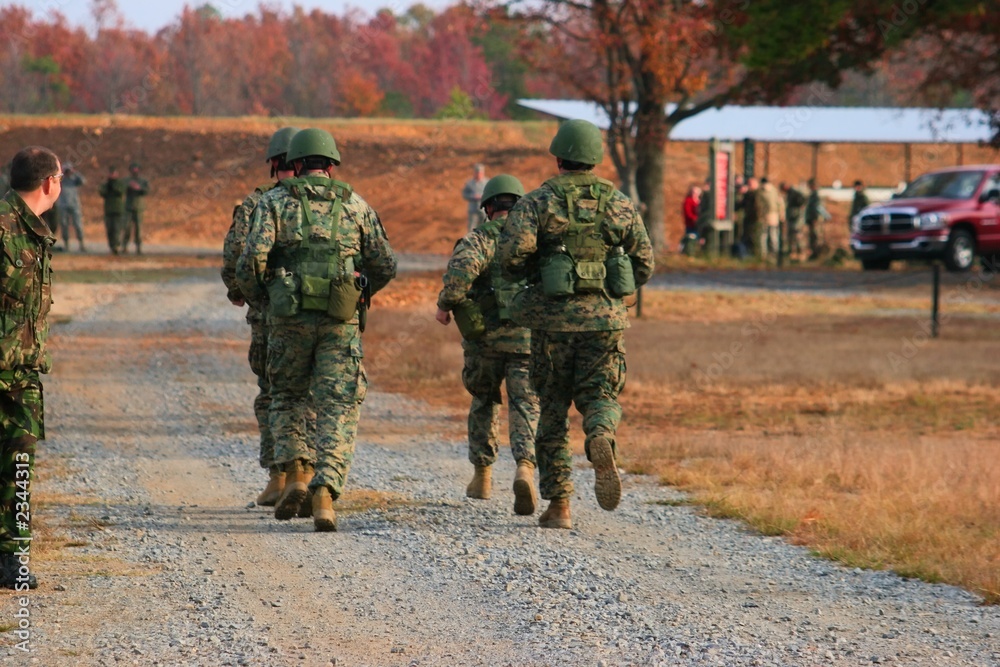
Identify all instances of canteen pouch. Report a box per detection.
[540,252,576,297]
[493,285,521,322]
[267,270,300,317]
[327,278,362,322]
[604,252,635,297]
[300,274,331,312]
[453,299,486,340]
[574,260,607,293]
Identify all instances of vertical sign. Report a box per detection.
[715,151,730,221]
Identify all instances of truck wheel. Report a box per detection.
[943,229,975,272]
[862,259,891,271]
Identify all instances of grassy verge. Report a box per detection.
[366,275,1000,604]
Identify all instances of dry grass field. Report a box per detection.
[367,274,1000,604]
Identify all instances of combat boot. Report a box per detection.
[311,486,337,532]
[0,552,37,590]
[590,435,621,511]
[512,460,537,516]
[297,465,315,518]
[255,467,286,507]
[538,499,571,529]
[466,465,492,499]
[274,460,309,520]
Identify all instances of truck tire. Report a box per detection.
[943,229,975,272]
[862,258,891,271]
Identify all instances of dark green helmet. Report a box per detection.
[548,119,603,165]
[481,174,525,209]
[265,127,300,162]
[286,128,341,165]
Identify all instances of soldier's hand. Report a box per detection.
[623,293,638,308]
[435,308,452,326]
[229,297,245,307]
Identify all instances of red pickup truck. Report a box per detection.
[850,165,1000,271]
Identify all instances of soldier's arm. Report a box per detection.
[235,201,275,309]
[436,232,489,311]
[497,196,539,282]
[621,206,655,288]
[359,204,397,296]
[221,196,255,304]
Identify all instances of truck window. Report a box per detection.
[900,170,986,199]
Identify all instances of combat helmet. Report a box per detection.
[548,119,604,165]
[265,127,300,162]
[480,174,525,209]
[286,128,341,165]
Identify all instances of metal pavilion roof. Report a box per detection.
[516,99,993,144]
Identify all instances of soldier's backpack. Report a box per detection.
[539,173,635,298]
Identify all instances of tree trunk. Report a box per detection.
[635,111,670,252]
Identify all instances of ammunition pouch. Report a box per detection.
[574,260,607,293]
[267,270,300,317]
[453,299,486,340]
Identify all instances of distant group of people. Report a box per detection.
[98,163,151,255]
[682,175,833,262]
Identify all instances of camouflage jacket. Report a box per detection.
[98,178,127,215]
[437,212,530,354]
[0,191,55,374]
[497,172,655,332]
[222,182,273,323]
[235,175,397,322]
[125,177,150,211]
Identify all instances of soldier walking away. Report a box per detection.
[98,165,127,254]
[235,129,397,532]
[805,178,831,259]
[436,174,541,516]
[56,162,86,252]
[462,163,488,231]
[123,162,150,254]
[497,119,655,530]
[0,146,60,589]
[222,127,308,508]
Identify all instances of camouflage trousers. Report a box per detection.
[808,220,826,257]
[530,329,626,501]
[0,371,43,555]
[461,350,538,468]
[104,213,123,253]
[249,314,316,470]
[267,313,367,500]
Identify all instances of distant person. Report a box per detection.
[805,178,831,259]
[755,177,784,260]
[850,179,870,223]
[98,165,127,254]
[737,176,759,258]
[497,119,655,530]
[681,184,701,253]
[122,162,150,254]
[56,162,86,252]
[436,174,540,515]
[781,181,808,261]
[0,145,61,590]
[461,163,488,231]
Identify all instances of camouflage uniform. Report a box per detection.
[98,176,127,253]
[123,169,150,253]
[497,174,654,501]
[785,185,807,258]
[223,184,283,470]
[806,187,831,257]
[235,176,396,500]
[437,212,539,470]
[0,190,54,557]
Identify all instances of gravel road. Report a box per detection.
[1,276,997,667]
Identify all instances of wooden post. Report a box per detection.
[811,142,820,183]
[956,143,964,166]
[904,143,912,182]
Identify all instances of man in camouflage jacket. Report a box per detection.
[497,120,655,530]
[0,146,61,589]
[436,174,540,516]
[222,127,316,508]
[235,129,397,532]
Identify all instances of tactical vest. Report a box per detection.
[539,173,635,298]
[266,175,362,321]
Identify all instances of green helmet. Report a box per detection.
[265,127,300,162]
[286,128,341,165]
[481,174,525,209]
[548,119,603,165]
